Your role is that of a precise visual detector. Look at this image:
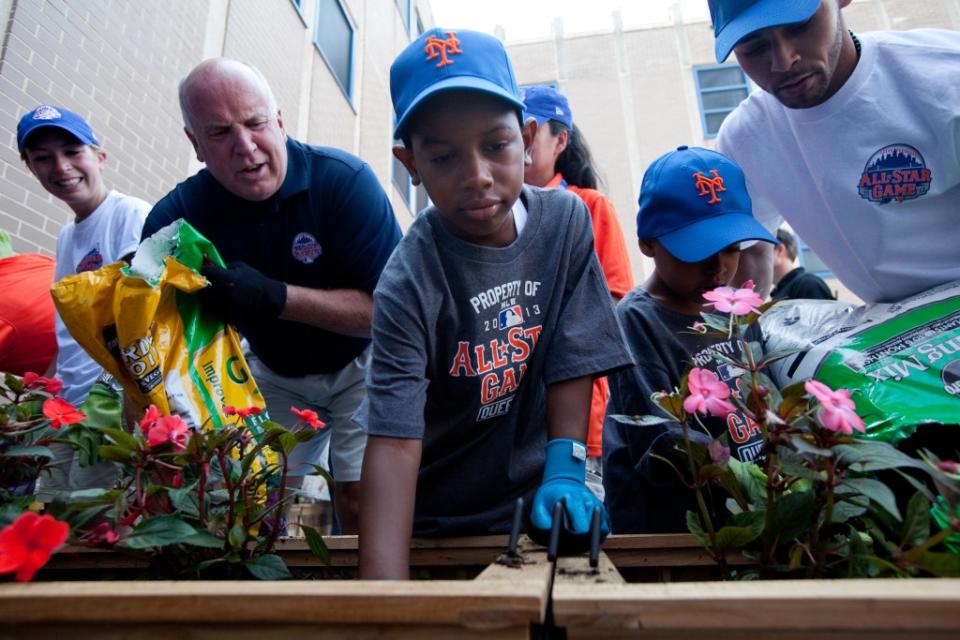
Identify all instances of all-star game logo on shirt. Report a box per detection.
[75,246,103,272]
[857,144,932,204]
[291,232,322,264]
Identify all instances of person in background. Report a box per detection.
[521,84,634,499]
[18,104,150,493]
[710,0,960,303]
[0,230,57,376]
[771,227,835,301]
[142,58,402,533]
[604,146,777,533]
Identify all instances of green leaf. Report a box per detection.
[831,494,869,523]
[301,525,331,565]
[839,477,901,521]
[98,444,136,463]
[245,553,292,580]
[228,523,248,549]
[99,427,139,451]
[902,492,932,548]
[182,529,225,549]
[1,445,54,459]
[904,550,960,577]
[729,458,767,506]
[770,490,815,543]
[686,510,708,548]
[834,441,928,473]
[714,523,762,552]
[846,524,878,578]
[123,515,200,549]
[789,435,833,458]
[168,483,200,517]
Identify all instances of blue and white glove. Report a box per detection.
[531,438,610,539]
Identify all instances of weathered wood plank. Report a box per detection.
[554,551,625,586]
[554,579,960,638]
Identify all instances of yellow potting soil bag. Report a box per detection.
[51,220,268,434]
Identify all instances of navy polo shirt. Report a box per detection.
[143,137,402,377]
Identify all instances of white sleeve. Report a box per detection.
[110,196,150,260]
[716,122,782,234]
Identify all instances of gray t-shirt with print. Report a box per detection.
[364,186,633,536]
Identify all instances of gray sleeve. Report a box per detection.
[364,279,430,439]
[542,201,634,384]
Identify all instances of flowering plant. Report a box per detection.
[38,404,332,580]
[615,282,960,578]
[0,370,331,581]
[0,372,87,504]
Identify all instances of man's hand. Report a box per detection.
[531,438,610,543]
[199,261,287,326]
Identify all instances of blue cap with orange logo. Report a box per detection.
[390,28,525,139]
[17,105,99,152]
[709,0,820,62]
[636,145,776,263]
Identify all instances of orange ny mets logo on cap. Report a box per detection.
[693,169,726,205]
[425,31,462,68]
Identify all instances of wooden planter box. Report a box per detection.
[2,535,958,639]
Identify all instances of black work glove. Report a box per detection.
[198,261,287,327]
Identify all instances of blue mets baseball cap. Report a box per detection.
[636,146,776,263]
[390,28,525,139]
[709,0,820,62]
[17,105,99,152]
[521,85,573,130]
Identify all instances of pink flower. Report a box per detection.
[708,439,730,466]
[223,405,263,419]
[22,372,63,396]
[702,282,765,316]
[291,406,325,430]
[691,321,707,334]
[41,398,86,430]
[140,404,162,437]
[683,368,736,418]
[85,522,119,546]
[0,512,69,582]
[145,415,191,451]
[937,460,959,474]
[804,380,865,435]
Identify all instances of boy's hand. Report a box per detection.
[531,438,610,543]
[198,261,287,326]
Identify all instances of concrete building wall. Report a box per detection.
[506,0,960,296]
[0,0,431,255]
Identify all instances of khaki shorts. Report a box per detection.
[247,347,370,483]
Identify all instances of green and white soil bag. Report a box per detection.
[761,281,960,442]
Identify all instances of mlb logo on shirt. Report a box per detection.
[291,232,322,264]
[75,246,103,272]
[498,305,523,329]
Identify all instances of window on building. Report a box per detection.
[693,64,749,138]
[396,0,412,33]
[415,11,424,36]
[289,0,307,26]
[314,0,355,100]
[391,141,430,217]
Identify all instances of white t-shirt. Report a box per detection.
[54,190,149,405]
[717,29,960,303]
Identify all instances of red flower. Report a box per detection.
[41,398,86,430]
[22,372,64,396]
[0,512,70,581]
[938,460,959,474]
[140,404,162,437]
[85,522,119,546]
[291,406,325,430]
[146,415,191,451]
[223,405,263,419]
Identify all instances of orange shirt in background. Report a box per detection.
[545,173,634,457]
[0,253,57,376]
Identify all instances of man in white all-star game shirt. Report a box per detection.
[709,0,960,303]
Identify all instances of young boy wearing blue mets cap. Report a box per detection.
[17,105,150,494]
[357,28,633,579]
[603,146,777,534]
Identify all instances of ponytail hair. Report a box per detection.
[550,121,601,190]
